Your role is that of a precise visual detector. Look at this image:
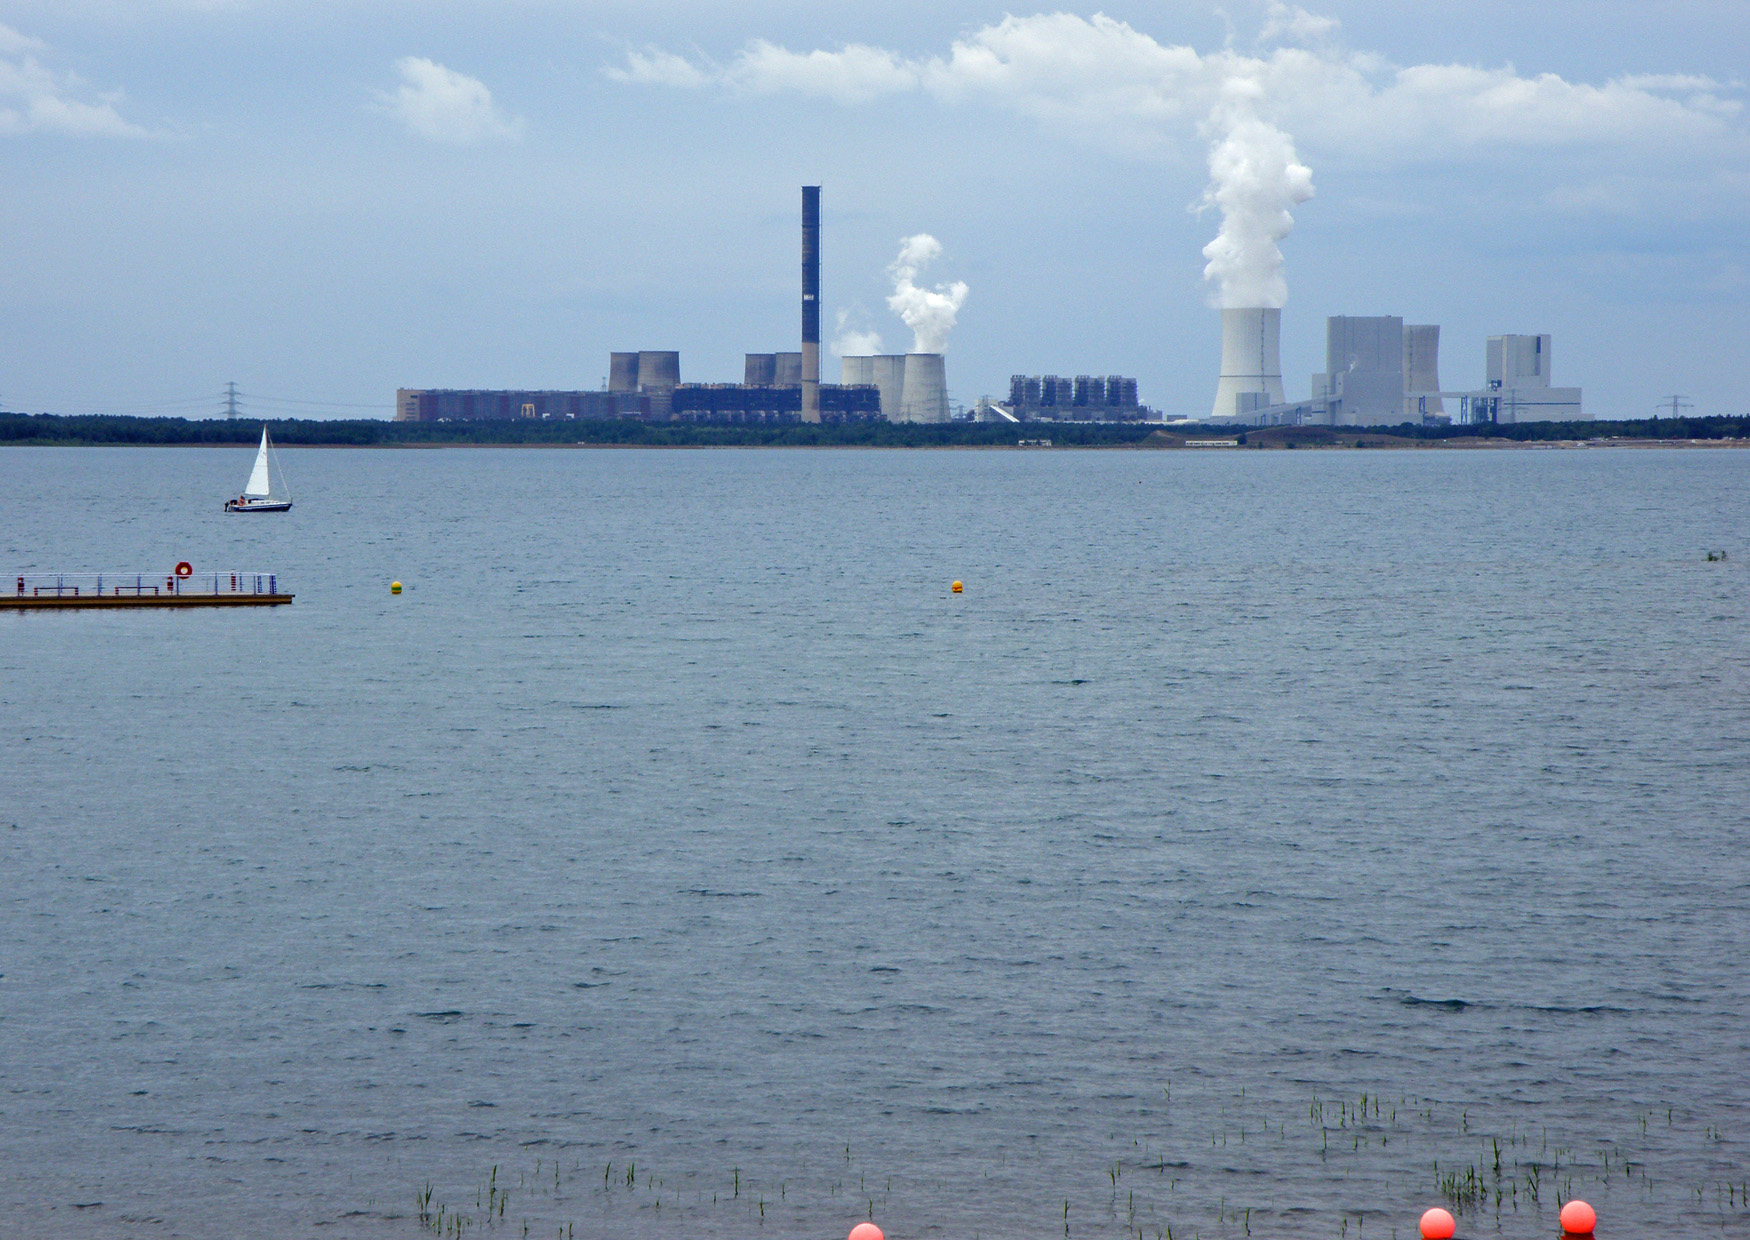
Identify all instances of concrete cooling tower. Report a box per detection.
[900,353,948,422]
[1403,324,1443,417]
[841,353,948,422]
[1210,307,1285,420]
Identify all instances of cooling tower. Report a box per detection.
[1210,307,1285,420]
[900,353,948,423]
[801,186,821,423]
[637,351,679,391]
[774,352,803,385]
[744,354,777,386]
[1403,324,1443,416]
[840,355,907,420]
[609,352,640,393]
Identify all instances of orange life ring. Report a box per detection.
[174,561,193,577]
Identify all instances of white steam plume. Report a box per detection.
[1197,84,1315,308]
[886,235,969,353]
[832,308,883,356]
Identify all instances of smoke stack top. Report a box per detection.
[886,235,968,354]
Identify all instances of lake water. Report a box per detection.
[2,444,1747,1240]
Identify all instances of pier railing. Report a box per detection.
[13,571,285,598]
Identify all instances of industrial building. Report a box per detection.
[673,383,879,423]
[1005,374,1143,420]
[1458,334,1582,424]
[398,351,878,424]
[397,187,883,425]
[840,353,950,423]
[1210,314,1580,426]
[397,388,639,422]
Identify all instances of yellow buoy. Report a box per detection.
[390,581,402,594]
[951,580,963,593]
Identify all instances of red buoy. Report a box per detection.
[1419,1206,1456,1239]
[1560,1199,1597,1234]
[848,1225,884,1240]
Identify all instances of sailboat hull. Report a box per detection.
[224,499,293,512]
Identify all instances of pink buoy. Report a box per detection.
[848,1225,885,1240]
[1419,1206,1456,1239]
[1560,1199,1597,1234]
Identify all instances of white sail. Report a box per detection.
[244,428,272,497]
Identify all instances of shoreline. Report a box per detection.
[4,411,1749,451]
[4,436,1748,450]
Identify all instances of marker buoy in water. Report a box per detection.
[1419,1207,1455,1238]
[848,1225,884,1240]
[951,580,963,594]
[1560,1200,1596,1235]
[390,581,402,595]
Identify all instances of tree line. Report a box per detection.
[1,411,1746,447]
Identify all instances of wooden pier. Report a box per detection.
[5,570,292,610]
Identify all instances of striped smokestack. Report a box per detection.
[801,185,821,423]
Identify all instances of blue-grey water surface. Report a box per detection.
[2,445,1747,1239]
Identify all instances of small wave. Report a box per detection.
[1400,995,1474,1011]
[1518,1003,1634,1016]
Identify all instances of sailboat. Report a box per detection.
[224,427,293,512]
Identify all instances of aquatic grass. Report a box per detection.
[393,1083,1739,1239]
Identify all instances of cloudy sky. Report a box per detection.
[1,0,1745,420]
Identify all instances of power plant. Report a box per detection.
[389,174,1590,430]
[1208,311,1582,426]
[397,186,883,425]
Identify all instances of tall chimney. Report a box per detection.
[1210,307,1285,421]
[801,185,821,423]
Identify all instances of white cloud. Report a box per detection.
[382,57,522,145]
[0,22,146,137]
[606,47,710,89]
[0,23,46,56]
[1258,2,1340,46]
[726,40,920,106]
[609,11,1747,166]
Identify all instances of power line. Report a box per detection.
[1654,395,1692,420]
[240,393,391,410]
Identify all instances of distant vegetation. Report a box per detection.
[0,413,1158,448]
[1364,416,1750,443]
[1,411,1747,448]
